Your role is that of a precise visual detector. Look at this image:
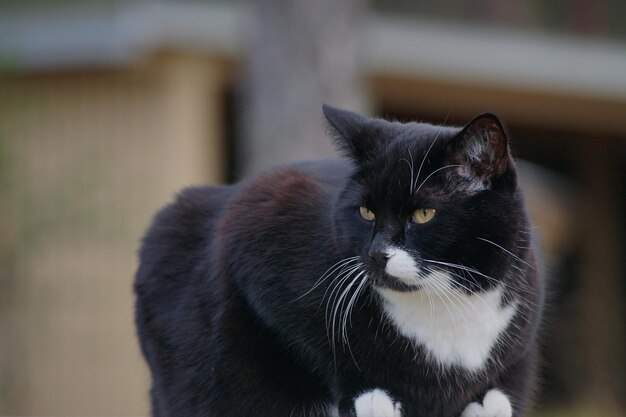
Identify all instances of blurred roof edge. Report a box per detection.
[1,1,626,102]
[0,2,241,69]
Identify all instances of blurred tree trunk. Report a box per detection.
[0,109,14,413]
[577,140,625,416]
[238,0,368,177]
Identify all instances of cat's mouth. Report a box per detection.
[370,271,421,293]
[365,248,423,292]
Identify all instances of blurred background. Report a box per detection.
[0,0,624,416]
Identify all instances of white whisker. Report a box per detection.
[413,133,439,191]
[343,272,369,337]
[476,237,536,270]
[293,256,359,302]
[422,259,536,299]
[415,164,463,194]
[325,267,360,347]
[330,267,365,367]
[400,148,415,195]
[423,266,499,322]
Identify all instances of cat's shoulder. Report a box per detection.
[287,158,353,187]
[145,185,233,239]
[137,184,234,281]
[228,158,351,211]
[215,159,350,246]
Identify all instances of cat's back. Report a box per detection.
[134,158,351,311]
[134,184,234,311]
[134,160,351,398]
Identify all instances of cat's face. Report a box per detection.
[325,105,525,294]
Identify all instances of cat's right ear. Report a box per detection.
[323,104,374,161]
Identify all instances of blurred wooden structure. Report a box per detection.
[0,1,624,416]
[0,52,229,415]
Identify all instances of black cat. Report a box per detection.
[134,105,544,417]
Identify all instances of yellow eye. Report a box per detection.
[359,206,375,221]
[412,208,436,224]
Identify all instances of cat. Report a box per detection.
[134,105,544,417]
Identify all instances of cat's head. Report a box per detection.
[324,105,527,294]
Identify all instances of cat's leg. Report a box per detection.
[149,386,164,417]
[460,345,539,417]
[354,389,402,417]
[340,388,402,417]
[460,389,512,417]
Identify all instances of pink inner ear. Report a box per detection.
[453,165,489,192]
[444,115,510,193]
[462,117,509,177]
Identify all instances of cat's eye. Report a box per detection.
[412,208,436,224]
[359,206,375,221]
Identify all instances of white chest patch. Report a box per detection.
[378,271,516,372]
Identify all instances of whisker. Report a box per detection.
[344,272,369,336]
[424,266,499,320]
[424,268,476,319]
[422,260,539,314]
[322,261,362,301]
[330,268,364,362]
[338,270,365,345]
[476,237,536,270]
[413,135,438,191]
[340,272,369,368]
[324,264,362,355]
[400,148,415,196]
[420,272,458,334]
[293,256,359,302]
[422,259,536,297]
[418,271,436,323]
[325,263,362,333]
[415,164,463,194]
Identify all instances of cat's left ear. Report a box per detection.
[447,113,511,189]
[323,104,376,161]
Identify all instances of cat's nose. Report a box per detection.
[369,249,391,267]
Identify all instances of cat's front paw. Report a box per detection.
[354,389,402,417]
[460,389,512,417]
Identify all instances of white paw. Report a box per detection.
[460,389,512,417]
[354,389,402,417]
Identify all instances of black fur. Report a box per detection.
[135,106,544,417]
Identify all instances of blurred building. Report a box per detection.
[0,1,625,416]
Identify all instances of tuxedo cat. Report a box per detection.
[135,105,544,417]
